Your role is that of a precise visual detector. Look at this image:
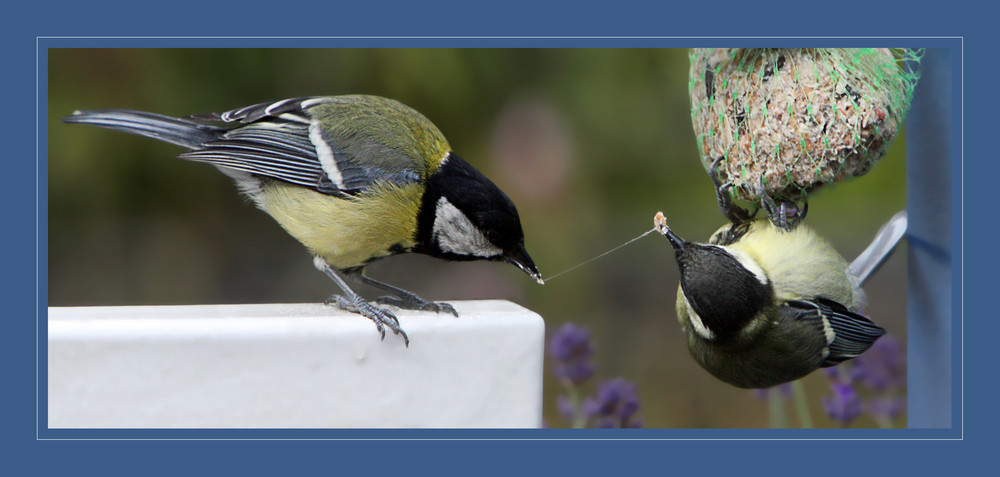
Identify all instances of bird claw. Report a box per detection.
[327,294,410,346]
[718,183,758,224]
[709,158,807,230]
[438,302,459,316]
[753,179,808,231]
[710,157,758,224]
[374,294,459,317]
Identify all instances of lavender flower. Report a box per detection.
[754,334,905,428]
[556,395,576,422]
[851,334,905,392]
[867,395,904,422]
[822,380,863,425]
[583,377,643,428]
[549,323,595,385]
[547,323,642,428]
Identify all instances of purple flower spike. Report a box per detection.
[851,334,905,392]
[822,367,843,380]
[556,395,576,422]
[549,323,596,385]
[867,395,905,421]
[586,377,642,428]
[823,381,862,425]
[593,417,618,429]
[549,323,593,361]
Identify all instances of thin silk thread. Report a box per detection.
[544,228,657,282]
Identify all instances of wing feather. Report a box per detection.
[785,298,886,367]
[180,97,419,196]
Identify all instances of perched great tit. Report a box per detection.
[653,211,887,389]
[63,95,543,345]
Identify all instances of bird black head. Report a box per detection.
[415,153,543,284]
[654,212,771,341]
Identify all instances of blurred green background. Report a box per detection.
[47,48,907,428]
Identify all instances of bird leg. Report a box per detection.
[754,179,808,231]
[355,272,459,317]
[314,257,410,346]
[710,157,757,225]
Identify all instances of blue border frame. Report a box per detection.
[37,37,963,442]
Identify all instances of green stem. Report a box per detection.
[768,388,788,428]
[562,381,586,429]
[791,380,814,429]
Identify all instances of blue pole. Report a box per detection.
[905,48,953,429]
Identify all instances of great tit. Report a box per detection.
[653,211,887,389]
[63,95,543,345]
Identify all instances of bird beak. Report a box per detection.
[505,245,545,285]
[654,211,686,252]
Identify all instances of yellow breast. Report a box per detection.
[256,181,423,269]
[728,221,861,311]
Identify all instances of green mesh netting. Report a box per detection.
[689,48,923,202]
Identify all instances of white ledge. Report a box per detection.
[47,300,545,429]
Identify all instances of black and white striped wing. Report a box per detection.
[785,298,886,367]
[180,97,415,197]
[190,97,333,124]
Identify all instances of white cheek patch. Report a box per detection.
[433,197,503,258]
[716,245,769,285]
[683,293,716,341]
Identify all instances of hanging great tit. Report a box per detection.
[653,211,887,388]
[63,95,544,345]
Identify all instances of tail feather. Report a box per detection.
[62,109,227,149]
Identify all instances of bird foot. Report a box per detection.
[753,180,808,231]
[710,157,758,224]
[374,293,459,317]
[326,294,410,346]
